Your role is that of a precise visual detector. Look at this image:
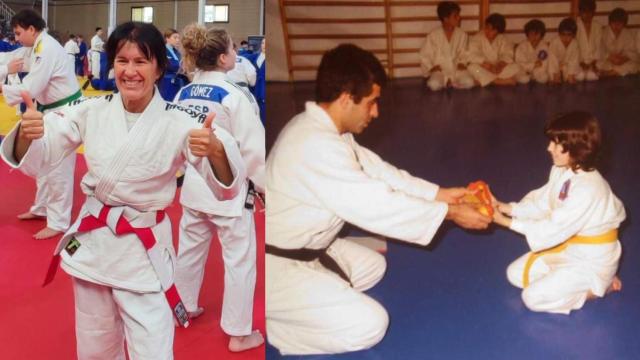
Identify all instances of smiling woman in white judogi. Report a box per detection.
[0,22,245,360]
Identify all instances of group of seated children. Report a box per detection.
[420,0,639,91]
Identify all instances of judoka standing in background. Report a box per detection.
[266,44,491,355]
[89,27,104,80]
[174,24,265,352]
[1,9,81,239]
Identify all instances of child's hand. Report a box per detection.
[490,193,512,216]
[497,202,512,216]
[492,206,512,228]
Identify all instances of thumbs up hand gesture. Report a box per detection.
[188,111,234,185]
[188,112,223,158]
[19,91,44,141]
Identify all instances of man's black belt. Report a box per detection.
[266,244,352,286]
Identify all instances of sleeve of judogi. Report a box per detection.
[455,32,470,65]
[498,37,515,63]
[622,30,638,62]
[227,92,265,193]
[592,24,603,62]
[0,103,86,177]
[350,136,439,201]
[184,125,246,202]
[467,35,486,64]
[515,42,534,72]
[244,59,257,87]
[299,135,448,246]
[510,182,594,252]
[547,42,560,76]
[419,33,435,75]
[567,42,581,74]
[2,43,54,106]
[510,167,557,220]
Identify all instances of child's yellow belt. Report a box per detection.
[523,229,618,287]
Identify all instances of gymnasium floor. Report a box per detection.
[0,81,265,359]
[265,76,640,359]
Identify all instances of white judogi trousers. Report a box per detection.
[427,69,474,91]
[30,152,75,231]
[467,63,520,87]
[506,246,619,315]
[267,238,389,355]
[516,66,550,84]
[90,51,101,79]
[73,277,174,360]
[174,206,257,336]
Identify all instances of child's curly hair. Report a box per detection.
[544,111,601,171]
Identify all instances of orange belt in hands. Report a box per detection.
[522,229,618,287]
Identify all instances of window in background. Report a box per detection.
[131,6,154,23]
[204,5,229,23]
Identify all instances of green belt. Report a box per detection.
[36,89,82,112]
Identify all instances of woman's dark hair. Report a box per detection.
[558,18,578,35]
[524,19,546,37]
[106,22,167,81]
[10,9,46,31]
[315,44,387,104]
[437,2,461,22]
[544,111,601,171]
[609,8,628,25]
[485,13,506,33]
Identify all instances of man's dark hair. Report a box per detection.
[96,27,102,32]
[578,0,596,13]
[240,40,248,45]
[609,8,628,25]
[10,9,46,31]
[544,111,601,171]
[106,22,167,82]
[437,2,461,22]
[69,34,76,39]
[315,44,387,104]
[485,13,506,33]
[524,19,546,37]
[558,18,577,35]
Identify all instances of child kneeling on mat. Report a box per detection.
[492,111,625,314]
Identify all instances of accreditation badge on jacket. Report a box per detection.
[559,179,571,200]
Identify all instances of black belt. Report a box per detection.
[266,244,352,286]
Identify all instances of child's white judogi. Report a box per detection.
[419,26,474,91]
[506,166,625,314]
[515,39,554,84]
[548,36,581,80]
[576,18,602,81]
[598,26,639,76]
[467,33,520,86]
